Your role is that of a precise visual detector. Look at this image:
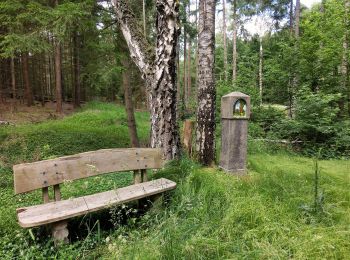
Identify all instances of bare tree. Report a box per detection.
[143,0,146,36]
[222,0,228,81]
[342,0,350,115]
[290,0,300,117]
[22,53,34,106]
[196,0,216,165]
[259,37,263,106]
[10,57,16,107]
[232,0,238,84]
[122,57,140,148]
[55,0,63,113]
[113,0,181,160]
[73,31,81,108]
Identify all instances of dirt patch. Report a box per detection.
[0,99,76,125]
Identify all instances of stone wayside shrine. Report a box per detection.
[220,92,250,175]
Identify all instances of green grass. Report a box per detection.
[0,102,349,259]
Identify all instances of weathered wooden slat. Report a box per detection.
[17,178,176,228]
[53,185,61,201]
[13,148,163,194]
[42,187,49,203]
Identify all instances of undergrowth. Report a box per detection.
[0,102,349,259]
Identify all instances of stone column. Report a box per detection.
[219,92,250,175]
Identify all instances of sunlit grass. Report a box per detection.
[0,102,349,259]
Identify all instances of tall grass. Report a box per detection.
[102,155,350,259]
[0,102,349,259]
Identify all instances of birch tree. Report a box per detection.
[113,0,180,160]
[342,0,350,115]
[222,0,228,81]
[196,0,216,165]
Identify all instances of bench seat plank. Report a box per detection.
[17,178,176,228]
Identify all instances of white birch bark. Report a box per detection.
[113,0,180,160]
[196,0,216,165]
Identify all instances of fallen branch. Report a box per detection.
[253,138,303,144]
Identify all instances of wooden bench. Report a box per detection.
[13,148,176,244]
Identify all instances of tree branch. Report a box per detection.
[112,0,154,82]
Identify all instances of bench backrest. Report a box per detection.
[13,148,163,194]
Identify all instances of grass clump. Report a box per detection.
[101,156,349,259]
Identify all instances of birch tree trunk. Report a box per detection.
[342,0,350,116]
[290,0,300,118]
[259,37,263,106]
[222,0,228,81]
[187,37,192,107]
[22,53,34,107]
[183,27,187,108]
[113,0,180,160]
[289,0,293,33]
[196,0,216,166]
[232,0,237,84]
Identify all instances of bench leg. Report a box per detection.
[52,221,69,245]
[150,193,163,205]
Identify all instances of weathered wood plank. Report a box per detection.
[17,178,176,228]
[42,187,49,203]
[13,148,163,194]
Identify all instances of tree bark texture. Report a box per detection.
[113,0,180,160]
[290,0,300,118]
[187,37,192,107]
[196,0,216,166]
[222,0,228,81]
[259,37,263,106]
[55,0,62,113]
[232,0,237,84]
[289,0,293,33]
[122,57,140,148]
[143,0,146,36]
[22,53,34,107]
[342,0,350,115]
[183,26,187,108]
[294,0,300,38]
[73,31,81,108]
[10,57,16,102]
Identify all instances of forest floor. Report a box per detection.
[0,99,75,125]
[0,102,349,259]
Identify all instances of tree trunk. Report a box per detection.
[187,37,192,108]
[73,31,81,108]
[55,42,62,113]
[10,57,16,104]
[183,26,187,108]
[342,0,350,116]
[289,0,293,33]
[113,0,181,160]
[143,0,146,36]
[22,53,34,106]
[122,57,140,148]
[290,0,300,118]
[232,0,237,84]
[259,37,263,106]
[54,0,62,113]
[176,39,182,119]
[196,0,216,166]
[295,0,300,38]
[0,59,3,104]
[222,0,228,81]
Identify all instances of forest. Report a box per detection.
[0,0,349,258]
